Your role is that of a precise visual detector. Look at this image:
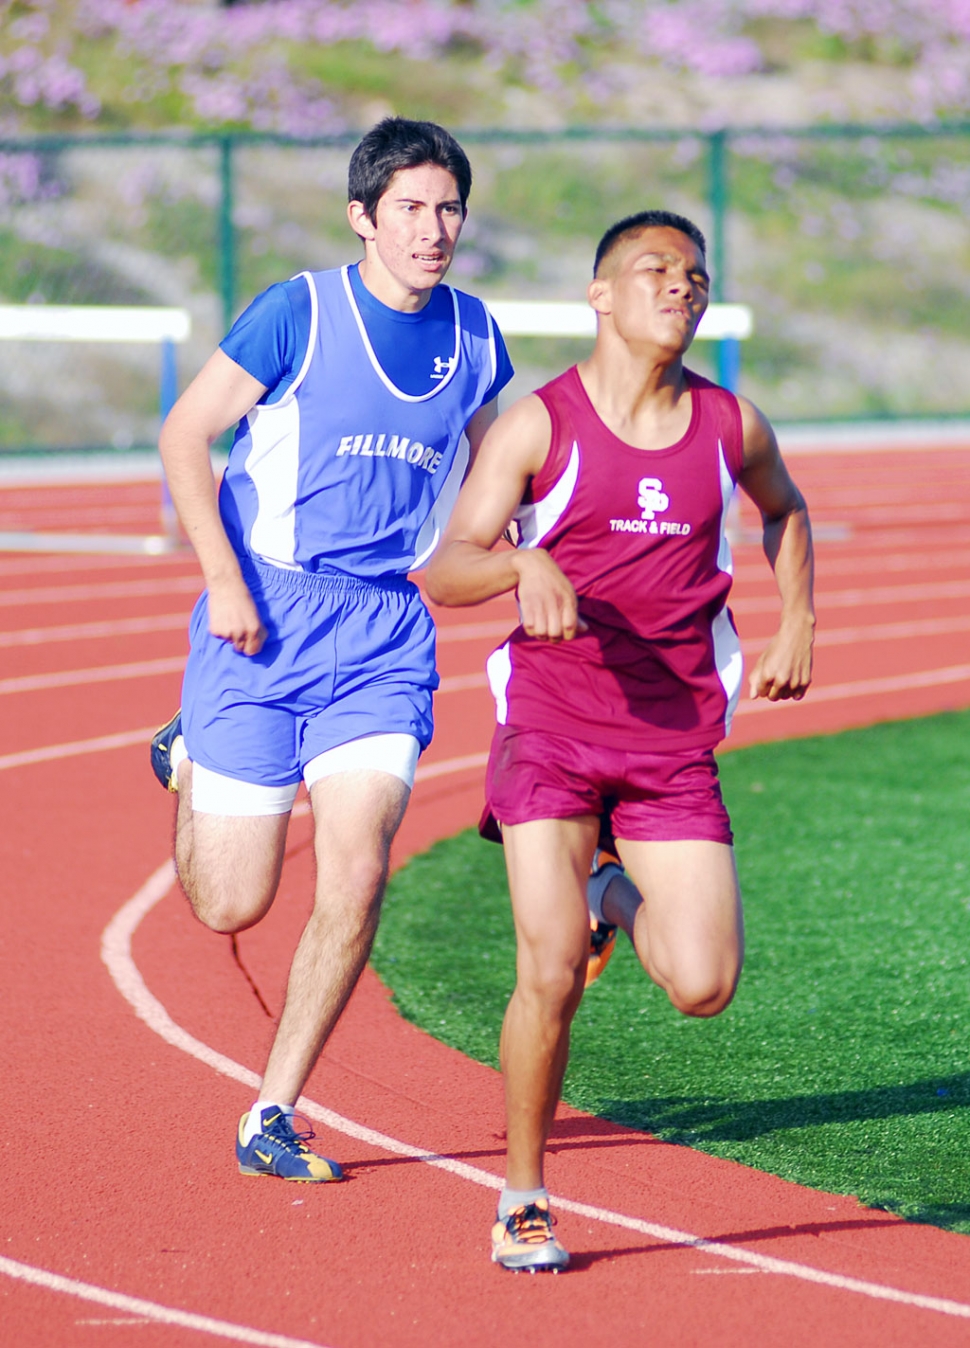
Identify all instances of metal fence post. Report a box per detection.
[708,129,740,392]
[219,135,236,337]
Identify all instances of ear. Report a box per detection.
[587,275,611,316]
[347,200,377,241]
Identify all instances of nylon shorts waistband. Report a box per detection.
[241,556,418,599]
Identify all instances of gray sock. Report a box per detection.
[587,856,624,924]
[497,1185,549,1219]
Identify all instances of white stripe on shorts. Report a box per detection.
[191,763,299,817]
[303,733,420,790]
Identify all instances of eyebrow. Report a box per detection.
[392,195,462,207]
[638,251,710,281]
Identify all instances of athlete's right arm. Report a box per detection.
[159,349,269,656]
[425,395,586,641]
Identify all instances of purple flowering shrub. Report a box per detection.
[1,0,970,136]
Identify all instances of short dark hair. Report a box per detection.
[348,117,472,225]
[594,210,707,276]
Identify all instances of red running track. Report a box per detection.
[3,439,970,1347]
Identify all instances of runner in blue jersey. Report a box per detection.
[150,119,513,1184]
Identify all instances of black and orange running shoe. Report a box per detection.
[585,848,621,988]
[491,1199,569,1272]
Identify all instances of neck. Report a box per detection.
[577,334,692,450]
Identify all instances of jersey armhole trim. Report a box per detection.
[483,302,498,389]
[724,388,745,482]
[272,271,318,406]
[529,385,563,499]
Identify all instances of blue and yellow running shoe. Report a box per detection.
[491,1199,569,1272]
[236,1106,343,1183]
[150,710,182,793]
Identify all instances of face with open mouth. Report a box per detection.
[351,163,465,311]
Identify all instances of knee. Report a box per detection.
[517,951,587,1020]
[314,850,388,931]
[183,884,265,935]
[668,964,740,1018]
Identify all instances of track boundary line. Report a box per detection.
[98,863,970,1324]
[0,1254,330,1348]
[737,664,970,716]
[0,727,158,772]
[0,657,185,696]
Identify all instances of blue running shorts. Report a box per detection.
[181,558,437,788]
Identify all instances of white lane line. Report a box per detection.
[417,751,488,781]
[97,864,970,1322]
[736,664,970,716]
[436,619,511,643]
[809,616,970,649]
[0,728,158,773]
[436,672,488,694]
[734,551,970,583]
[0,657,184,696]
[0,661,481,700]
[0,552,186,579]
[0,613,503,648]
[2,653,969,775]
[4,617,967,700]
[2,613,189,647]
[734,578,970,616]
[0,530,176,556]
[0,576,200,608]
[0,1254,330,1348]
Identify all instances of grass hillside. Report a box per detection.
[1,3,969,445]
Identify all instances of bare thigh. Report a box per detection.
[617,838,743,1017]
[502,816,601,992]
[175,761,290,933]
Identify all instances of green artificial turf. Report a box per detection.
[371,711,970,1234]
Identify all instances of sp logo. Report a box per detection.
[431,355,456,380]
[638,476,669,520]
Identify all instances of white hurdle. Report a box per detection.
[0,304,191,554]
[484,299,752,393]
[483,299,752,342]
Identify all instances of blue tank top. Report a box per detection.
[218,266,508,577]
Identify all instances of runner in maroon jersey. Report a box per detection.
[426,209,815,1272]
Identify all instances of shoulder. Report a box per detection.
[495,391,551,436]
[483,393,552,472]
[736,394,779,466]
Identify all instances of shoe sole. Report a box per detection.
[492,1246,570,1272]
[238,1162,342,1182]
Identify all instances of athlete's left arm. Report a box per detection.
[463,398,499,469]
[736,397,816,702]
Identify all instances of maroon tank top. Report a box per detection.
[485,365,745,751]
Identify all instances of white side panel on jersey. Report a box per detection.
[514,440,581,548]
[486,642,513,725]
[408,436,470,571]
[244,398,302,568]
[716,439,736,578]
[714,439,743,733]
[713,607,743,736]
[242,272,319,568]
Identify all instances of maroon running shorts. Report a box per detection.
[482,723,733,845]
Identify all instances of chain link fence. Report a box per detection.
[0,124,968,455]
